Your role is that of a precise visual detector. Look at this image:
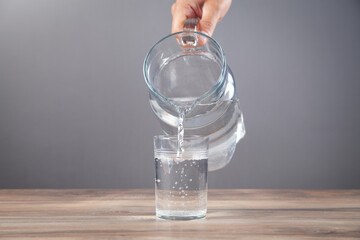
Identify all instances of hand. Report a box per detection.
[171,0,232,36]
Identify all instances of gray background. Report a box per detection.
[0,0,359,189]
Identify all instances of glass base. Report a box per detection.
[156,209,206,220]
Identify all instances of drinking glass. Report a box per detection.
[154,135,209,220]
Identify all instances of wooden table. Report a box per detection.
[0,189,359,239]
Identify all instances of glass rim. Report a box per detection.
[154,135,208,142]
[154,150,208,159]
[143,31,227,105]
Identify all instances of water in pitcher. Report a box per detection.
[155,154,208,220]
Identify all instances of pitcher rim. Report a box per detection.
[143,31,227,104]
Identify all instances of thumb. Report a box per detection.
[199,2,220,36]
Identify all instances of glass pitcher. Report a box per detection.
[143,19,245,171]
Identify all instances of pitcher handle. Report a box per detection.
[183,18,199,32]
[181,18,199,47]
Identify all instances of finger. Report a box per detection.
[171,2,198,33]
[199,2,220,36]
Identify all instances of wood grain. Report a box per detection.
[0,189,359,239]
